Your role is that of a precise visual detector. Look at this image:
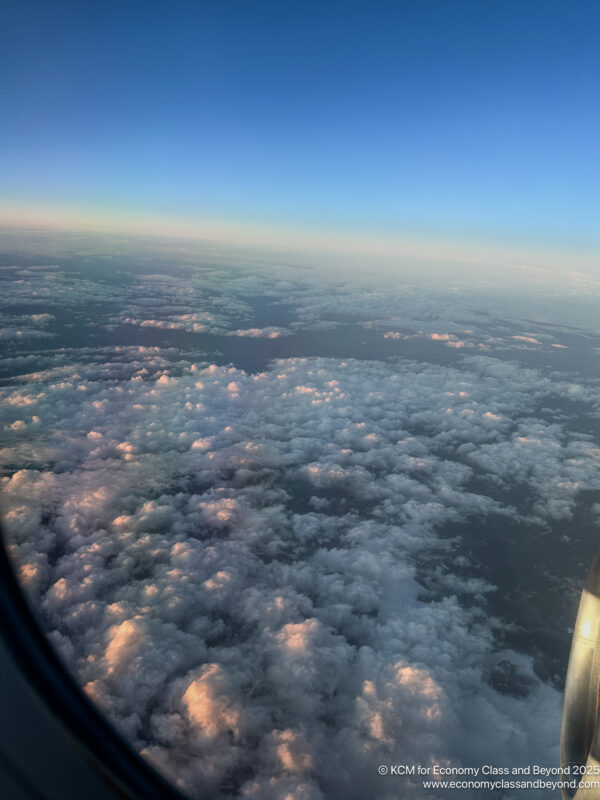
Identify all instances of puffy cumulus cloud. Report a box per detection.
[0,245,581,376]
[119,312,228,335]
[182,663,243,737]
[465,423,600,520]
[3,340,596,798]
[0,312,57,341]
[356,660,443,748]
[2,234,599,798]
[379,327,571,356]
[0,263,127,309]
[0,257,287,346]
[228,327,291,339]
[512,335,541,345]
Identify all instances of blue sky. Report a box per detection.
[2,0,599,253]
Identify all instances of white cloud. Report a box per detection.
[2,239,598,798]
[2,345,591,797]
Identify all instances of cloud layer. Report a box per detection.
[2,236,600,798]
[4,344,599,797]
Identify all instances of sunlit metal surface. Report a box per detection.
[561,547,600,799]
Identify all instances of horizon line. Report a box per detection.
[1,203,599,278]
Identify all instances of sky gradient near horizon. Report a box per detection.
[2,0,599,257]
